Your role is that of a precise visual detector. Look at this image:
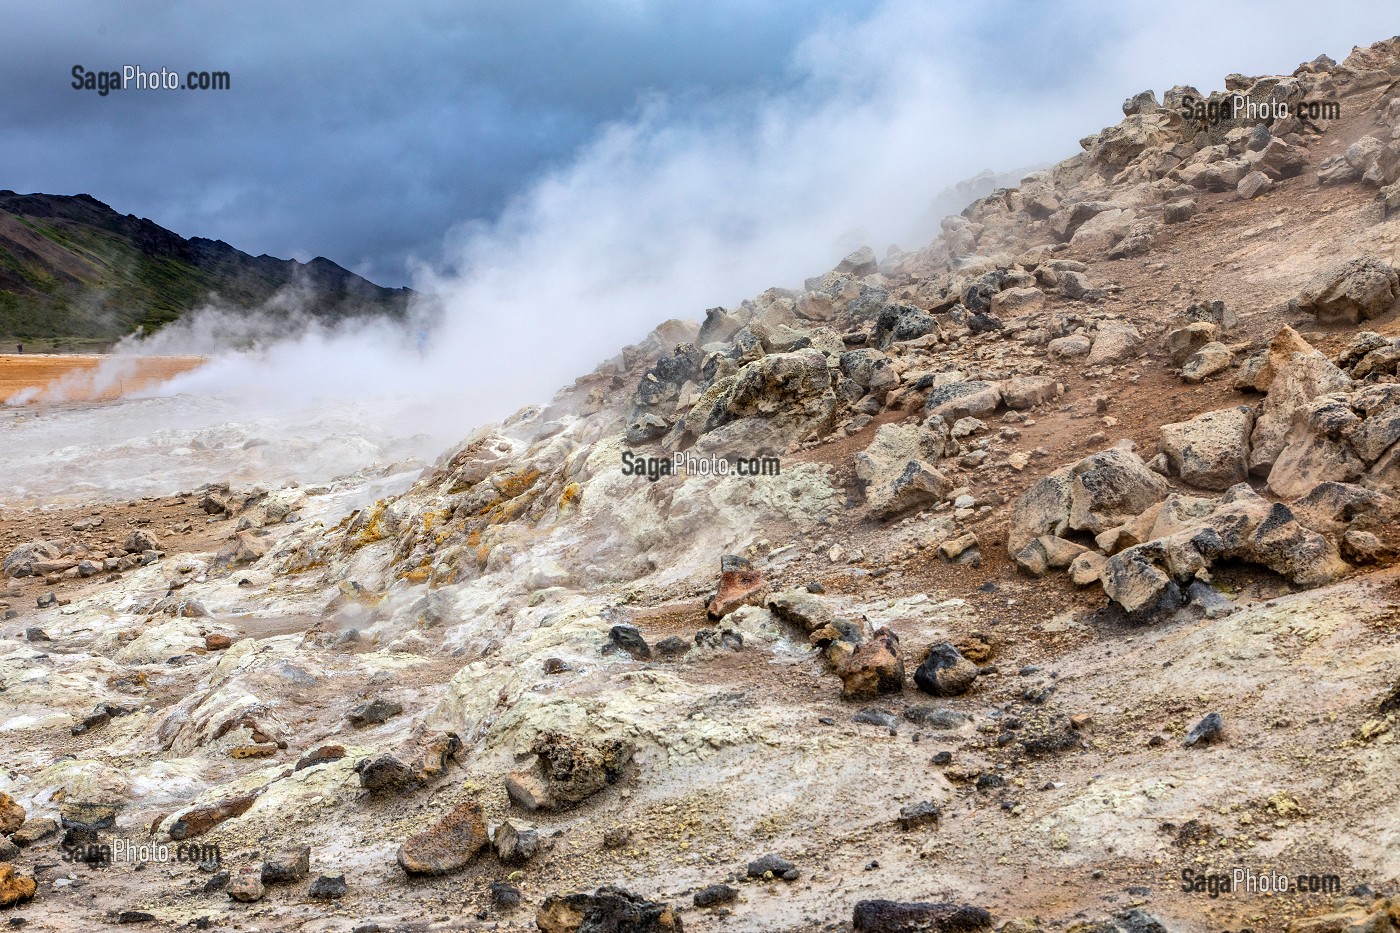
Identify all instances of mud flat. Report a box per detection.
[0,354,204,404]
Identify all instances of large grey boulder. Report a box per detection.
[685,348,838,451]
[1086,323,1144,366]
[1249,342,1351,475]
[1097,485,1349,616]
[3,540,63,578]
[1296,257,1400,325]
[1267,396,1365,499]
[923,381,1002,422]
[1066,447,1172,536]
[1158,407,1254,491]
[856,421,956,518]
[1001,375,1059,410]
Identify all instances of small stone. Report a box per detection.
[602,826,631,849]
[913,642,978,697]
[543,657,570,674]
[227,866,265,902]
[845,896,991,924]
[489,881,523,909]
[903,705,967,730]
[693,883,739,908]
[1184,712,1224,747]
[937,533,979,561]
[355,753,422,794]
[897,801,941,830]
[747,854,795,879]
[837,629,905,700]
[10,817,57,847]
[347,698,404,726]
[707,555,769,619]
[168,794,258,841]
[115,910,156,924]
[537,887,681,933]
[36,592,56,609]
[307,874,347,899]
[124,529,163,554]
[607,624,651,660]
[294,744,345,771]
[852,708,901,730]
[493,820,539,864]
[261,846,310,883]
[204,633,233,651]
[931,751,953,765]
[230,743,278,759]
[654,635,690,657]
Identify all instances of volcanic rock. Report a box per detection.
[261,846,310,883]
[0,863,35,907]
[0,793,25,835]
[838,629,905,700]
[537,886,682,933]
[914,643,978,697]
[226,866,265,902]
[308,874,347,899]
[396,800,489,876]
[706,555,768,619]
[167,793,259,841]
[347,698,403,726]
[505,732,634,811]
[852,900,993,932]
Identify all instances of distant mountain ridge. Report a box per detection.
[0,191,412,341]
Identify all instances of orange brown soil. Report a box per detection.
[0,353,205,403]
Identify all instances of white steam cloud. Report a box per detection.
[5,0,1388,502]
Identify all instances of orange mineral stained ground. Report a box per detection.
[0,354,205,404]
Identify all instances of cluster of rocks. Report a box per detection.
[3,532,162,587]
[768,588,981,701]
[1009,316,1400,614]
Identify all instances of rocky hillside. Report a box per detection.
[4,37,1400,933]
[0,191,413,342]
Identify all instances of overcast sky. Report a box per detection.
[2,1,1390,289]
[3,0,882,286]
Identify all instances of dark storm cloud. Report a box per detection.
[0,0,877,285]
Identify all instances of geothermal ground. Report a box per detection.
[3,40,1400,933]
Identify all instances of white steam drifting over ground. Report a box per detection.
[3,0,1387,502]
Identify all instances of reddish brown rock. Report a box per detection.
[227,865,265,902]
[837,629,905,700]
[295,744,347,771]
[706,555,768,619]
[167,793,258,841]
[396,800,489,876]
[204,633,234,650]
